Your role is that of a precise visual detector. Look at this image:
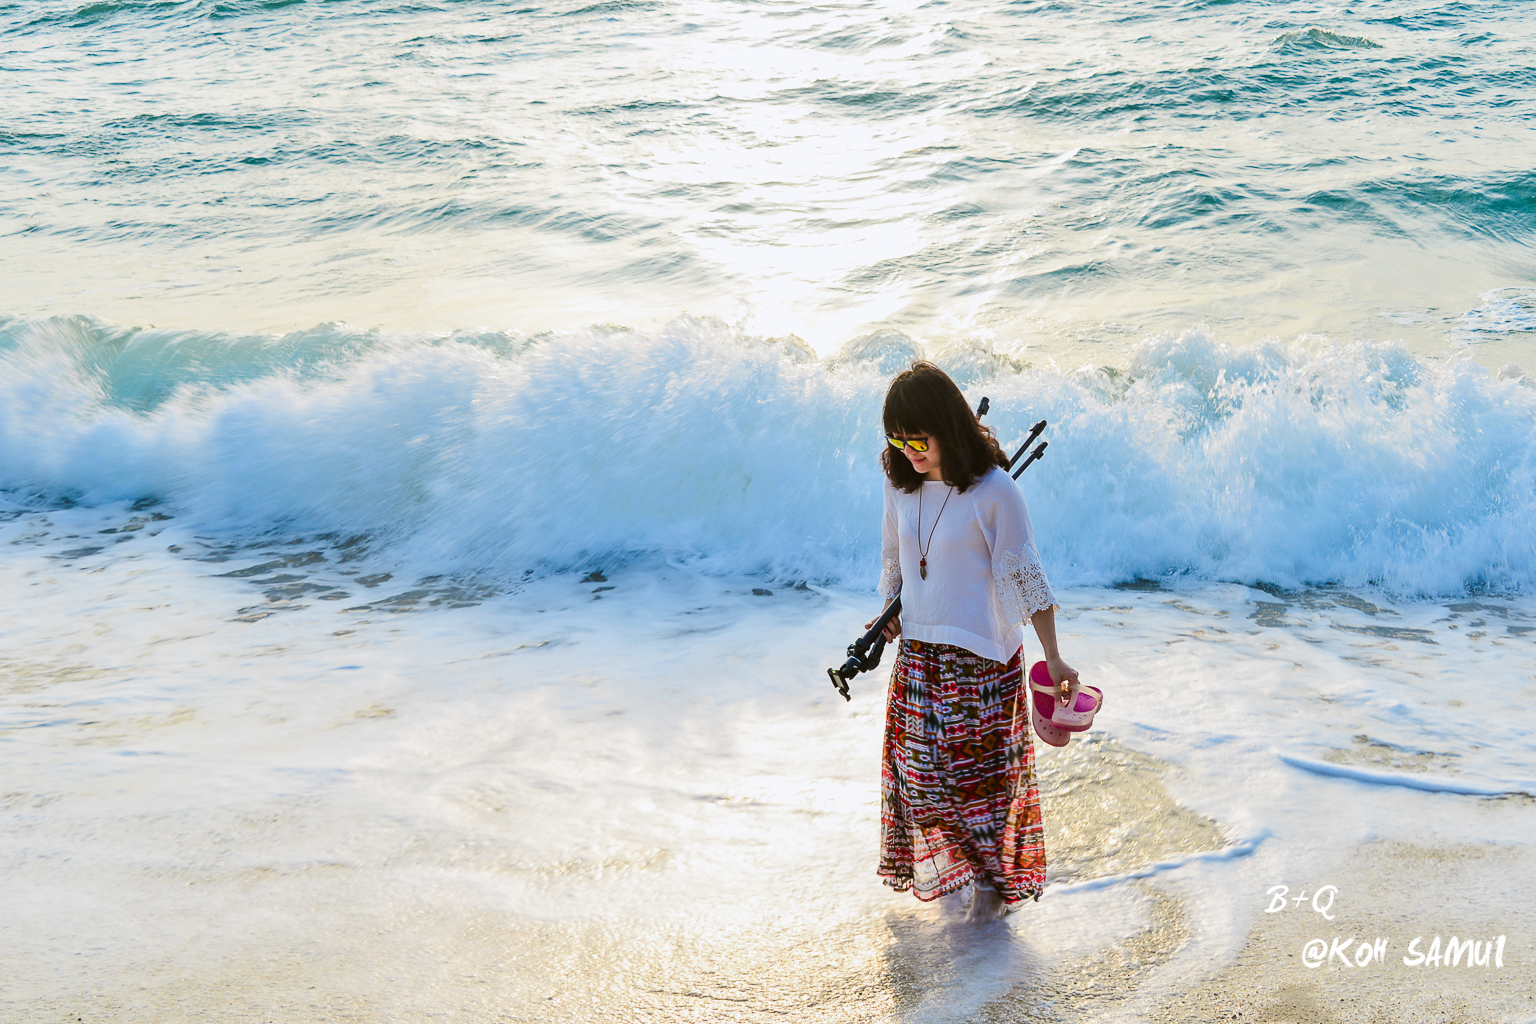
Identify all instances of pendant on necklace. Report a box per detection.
[919,557,928,580]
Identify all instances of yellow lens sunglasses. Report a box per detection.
[886,435,930,453]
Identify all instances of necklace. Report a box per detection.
[916,483,953,580]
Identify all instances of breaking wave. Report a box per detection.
[3,313,1534,595]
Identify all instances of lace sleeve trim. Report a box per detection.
[878,556,902,599]
[995,543,1058,623]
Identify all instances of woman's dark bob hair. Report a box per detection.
[882,361,1008,493]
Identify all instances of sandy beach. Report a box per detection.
[4,505,1533,1022]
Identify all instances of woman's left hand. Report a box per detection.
[1045,655,1080,706]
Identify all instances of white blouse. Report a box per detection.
[878,465,1058,664]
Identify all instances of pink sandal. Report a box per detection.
[1028,661,1103,747]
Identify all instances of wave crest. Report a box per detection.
[1272,28,1385,53]
[2,315,1533,596]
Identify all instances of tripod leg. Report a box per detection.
[865,633,887,671]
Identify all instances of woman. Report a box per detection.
[872,361,1078,919]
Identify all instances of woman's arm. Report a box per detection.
[980,471,1076,699]
[874,483,903,640]
[1030,606,1080,704]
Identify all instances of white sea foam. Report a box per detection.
[4,315,1533,597]
[1458,287,1536,340]
[1044,831,1271,896]
[1278,754,1536,797]
[4,515,1532,1020]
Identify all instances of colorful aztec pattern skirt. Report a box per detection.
[877,638,1046,905]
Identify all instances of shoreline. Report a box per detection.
[2,532,1534,1022]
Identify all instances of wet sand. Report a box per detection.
[1170,839,1536,1024]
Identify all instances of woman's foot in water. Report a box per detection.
[963,882,1006,922]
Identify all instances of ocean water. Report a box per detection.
[4,0,1536,360]
[3,1,1536,1021]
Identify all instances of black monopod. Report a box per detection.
[826,401,1048,700]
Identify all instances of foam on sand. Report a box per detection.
[1278,754,1536,797]
[2,502,1533,1021]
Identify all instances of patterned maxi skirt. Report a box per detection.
[877,639,1046,905]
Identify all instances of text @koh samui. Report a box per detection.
[1266,886,1507,970]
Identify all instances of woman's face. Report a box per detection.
[892,431,943,481]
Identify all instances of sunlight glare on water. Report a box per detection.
[603,0,988,347]
[4,0,1532,361]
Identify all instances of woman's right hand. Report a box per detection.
[866,614,902,642]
